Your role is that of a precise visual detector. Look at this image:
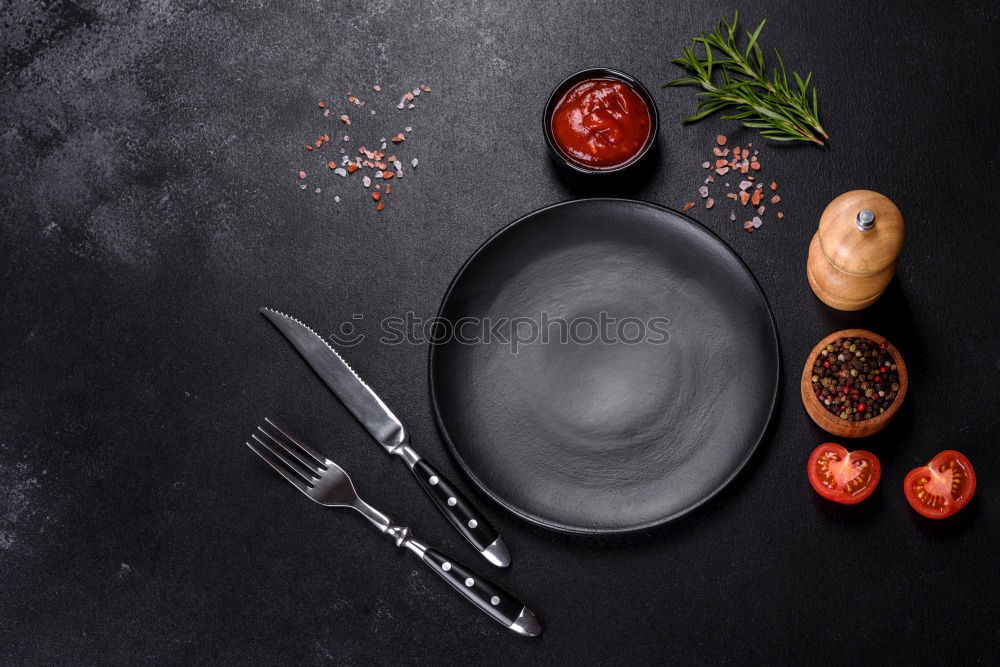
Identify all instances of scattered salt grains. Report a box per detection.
[295,84,434,211]
[688,134,784,233]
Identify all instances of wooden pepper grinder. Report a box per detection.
[807,190,905,311]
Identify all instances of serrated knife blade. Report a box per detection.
[260,307,510,568]
[260,308,406,452]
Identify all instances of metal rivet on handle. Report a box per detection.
[464,578,474,587]
[468,519,478,529]
[442,562,451,571]
[429,476,439,485]
[490,596,500,606]
[447,497,457,506]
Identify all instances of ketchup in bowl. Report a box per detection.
[548,75,653,171]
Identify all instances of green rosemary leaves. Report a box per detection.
[666,12,828,146]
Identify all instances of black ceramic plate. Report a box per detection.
[429,199,779,534]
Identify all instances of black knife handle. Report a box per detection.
[411,458,508,566]
[422,548,539,636]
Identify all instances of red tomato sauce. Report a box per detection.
[550,78,652,170]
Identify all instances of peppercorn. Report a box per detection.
[810,336,901,421]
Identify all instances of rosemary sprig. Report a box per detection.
[665,12,828,146]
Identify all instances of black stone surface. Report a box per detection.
[2,1,998,663]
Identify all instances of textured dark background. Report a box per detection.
[2,0,999,664]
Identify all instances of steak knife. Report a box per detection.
[260,308,510,567]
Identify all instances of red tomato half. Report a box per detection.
[904,450,976,519]
[807,443,881,504]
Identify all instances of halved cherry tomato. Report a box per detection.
[903,450,976,519]
[807,443,881,504]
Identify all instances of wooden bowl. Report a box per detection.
[800,328,908,438]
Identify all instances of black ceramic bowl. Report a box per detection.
[543,67,659,176]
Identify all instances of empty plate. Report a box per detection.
[429,199,779,533]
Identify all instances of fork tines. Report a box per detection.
[246,418,329,492]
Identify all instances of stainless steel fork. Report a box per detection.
[245,418,541,637]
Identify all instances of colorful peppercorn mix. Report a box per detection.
[810,336,900,421]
